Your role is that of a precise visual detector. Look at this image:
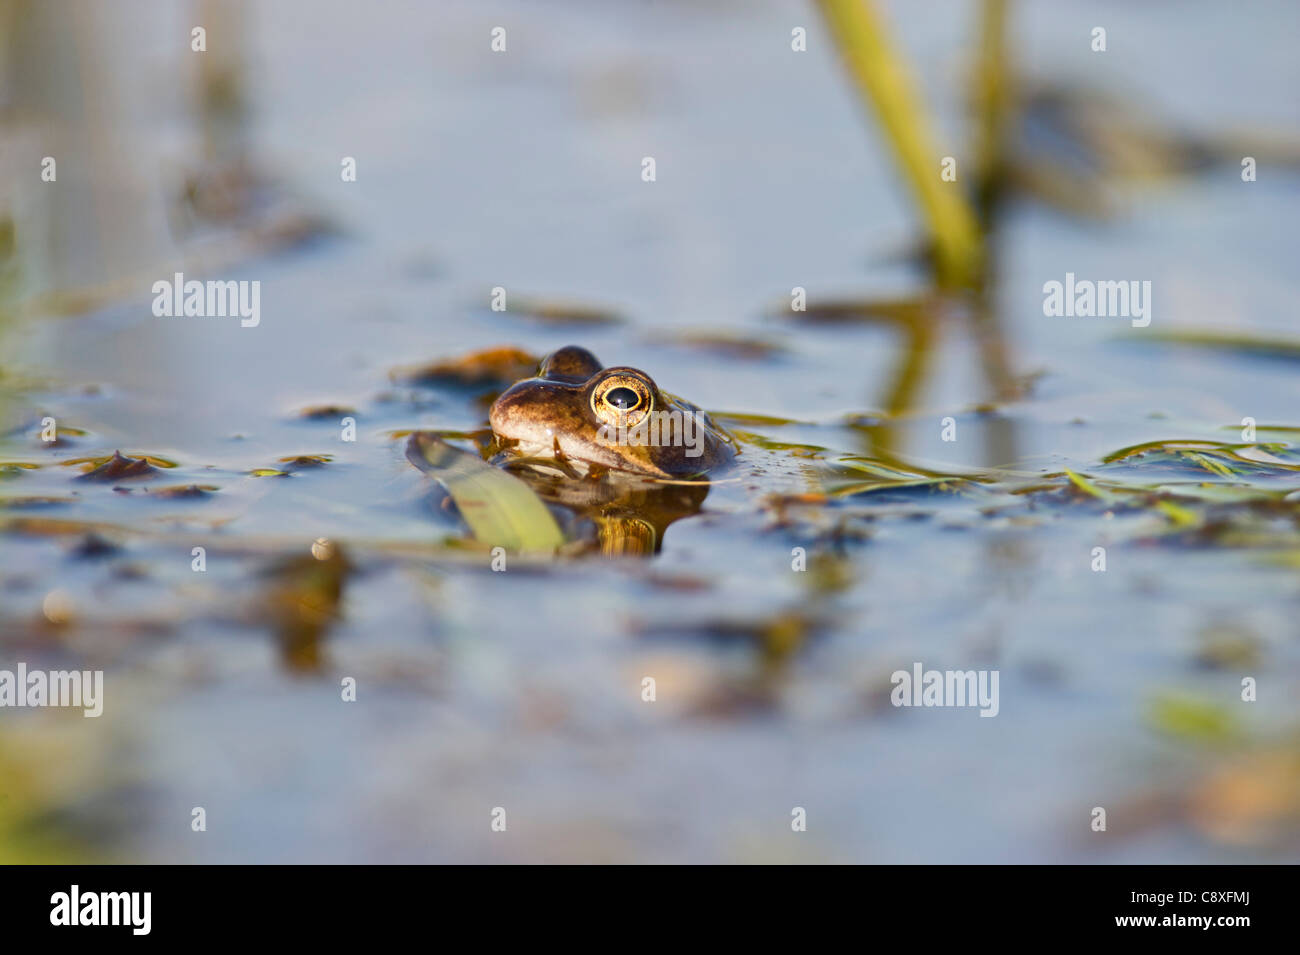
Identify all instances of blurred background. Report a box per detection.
[0,0,1298,862]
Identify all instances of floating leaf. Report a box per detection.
[655,330,786,360]
[296,404,356,420]
[491,297,624,326]
[1133,329,1300,362]
[780,296,935,326]
[147,484,219,499]
[0,496,74,510]
[406,432,564,554]
[1149,694,1238,743]
[1182,451,1236,479]
[277,454,333,471]
[1148,482,1292,506]
[711,411,807,427]
[1193,625,1261,670]
[1103,439,1300,478]
[71,451,163,482]
[1154,498,1199,528]
[0,461,41,479]
[824,456,983,498]
[730,431,826,455]
[1063,468,1114,501]
[392,346,539,389]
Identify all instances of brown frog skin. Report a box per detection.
[488,346,735,478]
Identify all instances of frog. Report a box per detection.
[488,346,735,478]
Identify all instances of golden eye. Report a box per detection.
[590,373,653,427]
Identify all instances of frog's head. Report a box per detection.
[488,346,732,478]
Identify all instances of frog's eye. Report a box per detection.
[590,373,654,428]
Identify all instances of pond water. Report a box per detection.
[1,0,1297,862]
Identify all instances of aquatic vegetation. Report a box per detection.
[483,296,625,327]
[1131,330,1300,363]
[825,456,987,498]
[249,454,334,477]
[0,461,41,478]
[295,404,357,420]
[1101,439,1300,478]
[392,346,540,390]
[153,484,219,498]
[69,451,170,482]
[1148,694,1239,745]
[815,0,983,290]
[650,330,787,361]
[277,454,334,470]
[406,431,565,555]
[0,495,75,510]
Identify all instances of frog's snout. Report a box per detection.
[489,379,577,444]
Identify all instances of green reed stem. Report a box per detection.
[815,0,984,290]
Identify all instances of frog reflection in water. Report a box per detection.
[488,346,736,555]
